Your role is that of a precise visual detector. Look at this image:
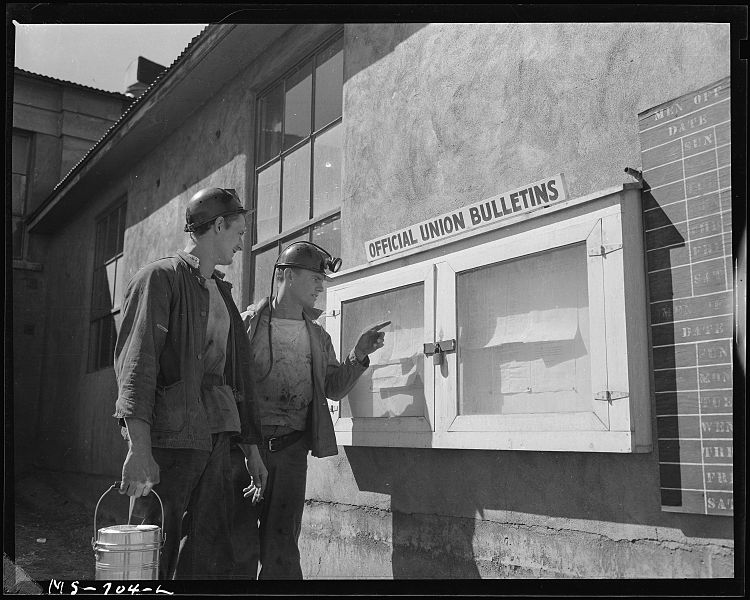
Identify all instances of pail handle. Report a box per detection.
[92,482,165,547]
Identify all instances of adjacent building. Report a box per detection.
[11,68,131,473]
[17,23,737,578]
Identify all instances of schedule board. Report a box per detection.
[639,77,733,515]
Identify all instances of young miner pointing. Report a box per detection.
[231,241,389,579]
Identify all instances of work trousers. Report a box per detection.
[132,432,236,579]
[230,436,309,579]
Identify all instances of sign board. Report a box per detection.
[365,174,568,261]
[639,77,733,516]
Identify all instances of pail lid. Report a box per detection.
[96,524,161,546]
[99,524,159,534]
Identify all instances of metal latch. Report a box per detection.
[588,243,623,257]
[594,390,629,402]
[424,339,456,365]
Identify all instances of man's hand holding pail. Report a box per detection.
[120,417,160,496]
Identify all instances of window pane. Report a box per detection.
[311,214,340,261]
[12,174,27,215]
[12,133,30,174]
[311,216,340,313]
[105,259,117,309]
[340,284,425,418]
[12,217,24,259]
[253,244,279,304]
[258,83,283,164]
[283,61,313,150]
[281,229,310,248]
[456,243,591,416]
[91,267,112,318]
[117,204,127,254]
[314,39,343,130]
[256,162,281,241]
[312,124,342,217]
[281,142,311,232]
[113,257,126,311]
[105,211,119,260]
[95,219,107,265]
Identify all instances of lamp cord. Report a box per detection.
[253,273,276,383]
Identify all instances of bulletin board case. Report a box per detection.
[325,184,652,452]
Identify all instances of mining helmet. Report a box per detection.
[184,187,248,232]
[275,241,342,276]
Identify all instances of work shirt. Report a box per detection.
[113,250,261,450]
[242,297,369,457]
[199,264,242,435]
[249,312,313,436]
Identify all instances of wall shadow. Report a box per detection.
[640,180,685,514]
[346,445,482,579]
[344,24,428,84]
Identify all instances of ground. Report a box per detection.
[7,467,123,590]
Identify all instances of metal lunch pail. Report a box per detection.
[91,482,165,580]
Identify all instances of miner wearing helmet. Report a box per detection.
[230,241,389,579]
[113,187,266,579]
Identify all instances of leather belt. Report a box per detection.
[264,430,307,453]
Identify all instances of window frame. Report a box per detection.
[326,263,437,442]
[11,128,33,260]
[88,198,127,372]
[324,185,652,453]
[250,31,344,303]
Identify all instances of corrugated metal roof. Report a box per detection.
[14,66,132,100]
[49,24,211,193]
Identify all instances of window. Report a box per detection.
[12,130,32,259]
[89,200,127,371]
[325,185,653,452]
[252,35,343,311]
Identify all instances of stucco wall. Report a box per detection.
[341,23,731,265]
[302,22,733,578]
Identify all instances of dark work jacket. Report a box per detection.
[241,297,368,458]
[113,251,261,450]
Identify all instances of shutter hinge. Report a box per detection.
[594,390,629,402]
[589,244,622,256]
[588,243,623,257]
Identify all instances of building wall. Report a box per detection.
[29,23,734,577]
[13,74,128,474]
[304,22,733,578]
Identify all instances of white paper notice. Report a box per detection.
[484,307,579,347]
[530,341,577,393]
[498,360,532,394]
[370,362,419,389]
[374,327,421,363]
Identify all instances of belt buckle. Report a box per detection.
[267,437,278,452]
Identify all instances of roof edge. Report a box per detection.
[14,67,131,100]
[26,24,219,233]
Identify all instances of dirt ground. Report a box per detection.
[9,467,125,588]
